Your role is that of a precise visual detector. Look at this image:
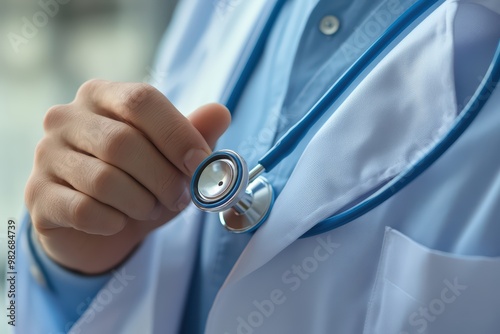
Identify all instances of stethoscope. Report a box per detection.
[190,0,500,236]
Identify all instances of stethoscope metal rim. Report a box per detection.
[191,150,247,211]
[219,176,275,233]
[191,149,275,233]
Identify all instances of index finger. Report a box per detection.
[78,80,211,177]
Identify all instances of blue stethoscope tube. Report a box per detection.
[227,0,444,174]
[304,44,500,237]
[191,0,500,236]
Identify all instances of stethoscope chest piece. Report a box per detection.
[191,150,274,233]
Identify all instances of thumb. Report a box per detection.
[188,103,231,150]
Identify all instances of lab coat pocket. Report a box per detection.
[363,227,500,334]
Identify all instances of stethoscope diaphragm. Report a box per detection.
[191,150,274,233]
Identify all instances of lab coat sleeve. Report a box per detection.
[14,213,111,334]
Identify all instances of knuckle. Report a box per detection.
[33,138,49,166]
[43,105,69,131]
[158,173,184,208]
[24,176,45,210]
[77,79,105,98]
[25,177,54,232]
[119,83,157,115]
[30,208,53,236]
[89,164,114,197]
[101,124,134,162]
[69,195,93,230]
[69,192,125,235]
[158,174,175,195]
[29,210,46,231]
[159,118,185,148]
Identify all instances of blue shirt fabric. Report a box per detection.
[23,0,419,332]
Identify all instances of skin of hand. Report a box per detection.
[24,80,231,275]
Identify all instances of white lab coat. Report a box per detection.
[19,0,500,333]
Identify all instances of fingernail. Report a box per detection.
[184,148,209,175]
[150,202,163,220]
[176,187,191,211]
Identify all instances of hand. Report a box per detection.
[25,80,231,274]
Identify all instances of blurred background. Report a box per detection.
[0,0,178,332]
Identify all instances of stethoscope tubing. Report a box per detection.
[302,43,500,238]
[195,0,500,236]
[258,0,444,172]
[221,0,289,113]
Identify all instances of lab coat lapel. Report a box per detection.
[170,0,272,114]
[224,0,459,285]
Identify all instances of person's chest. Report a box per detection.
[154,0,500,333]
